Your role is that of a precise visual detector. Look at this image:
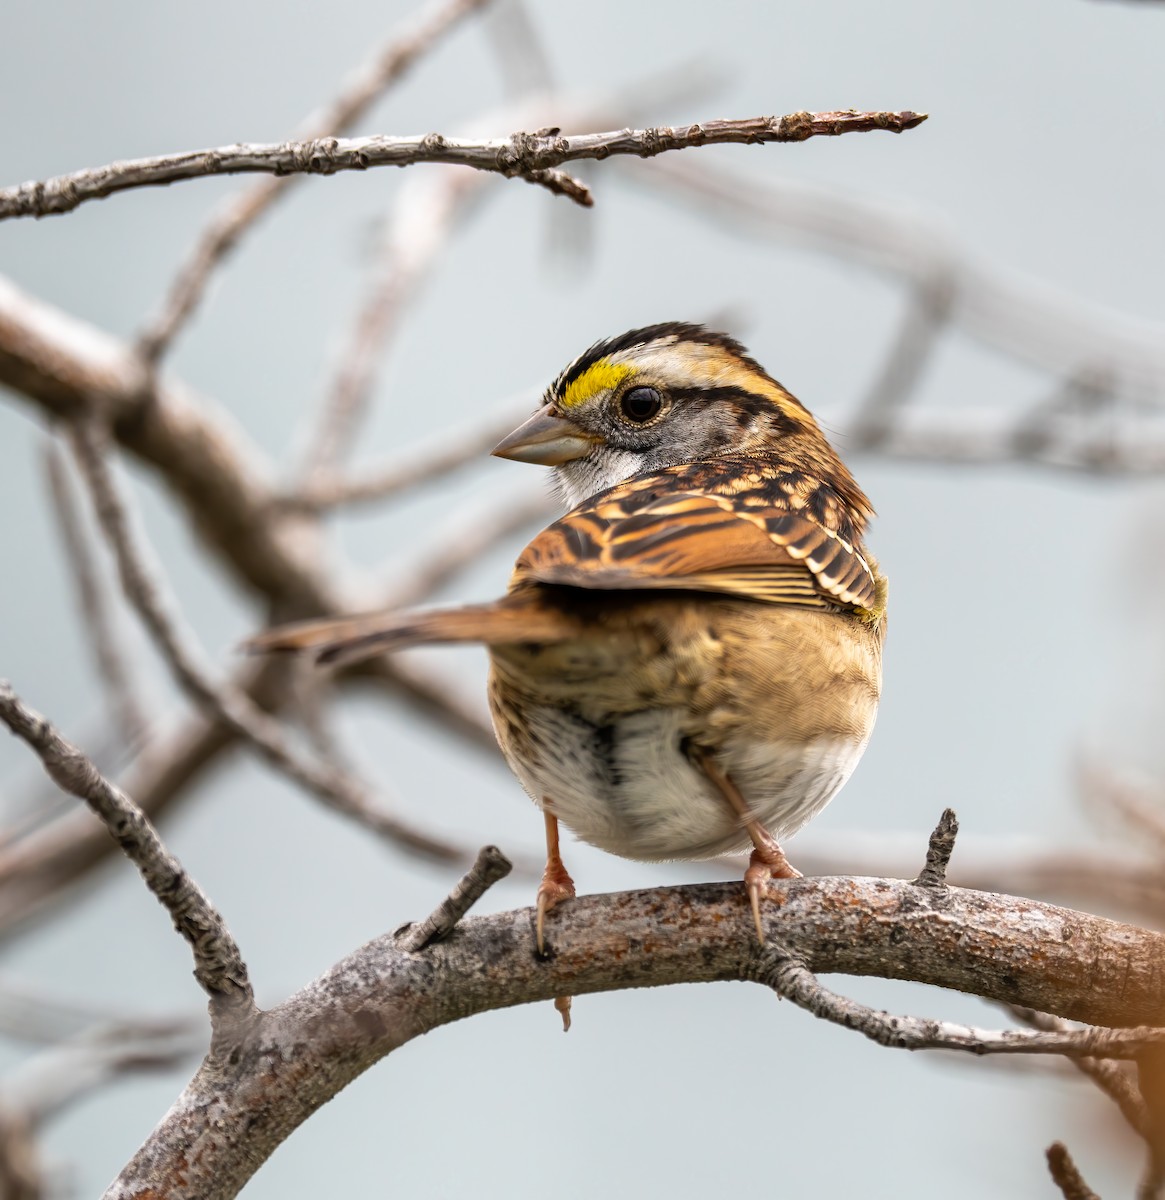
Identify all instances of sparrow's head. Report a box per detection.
[493,322,869,513]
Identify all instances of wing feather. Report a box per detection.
[512,462,880,613]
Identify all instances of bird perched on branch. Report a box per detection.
[249,322,886,955]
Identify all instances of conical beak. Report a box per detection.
[491,406,600,466]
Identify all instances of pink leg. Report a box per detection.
[689,746,802,943]
[536,809,575,1032]
[536,811,576,955]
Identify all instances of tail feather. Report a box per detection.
[245,596,580,670]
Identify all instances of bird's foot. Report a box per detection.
[536,863,575,1032]
[535,861,575,956]
[744,840,802,944]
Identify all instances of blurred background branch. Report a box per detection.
[0,0,1163,1194]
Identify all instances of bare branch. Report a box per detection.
[298,166,487,481]
[66,417,471,866]
[1046,1143,1101,1200]
[0,981,181,1047]
[485,0,554,96]
[1007,1005,1150,1138]
[0,1106,41,1200]
[1137,1047,1165,1200]
[382,486,550,608]
[284,394,533,511]
[42,437,150,746]
[397,845,512,950]
[639,155,1165,400]
[520,166,593,205]
[775,829,1165,924]
[106,876,1165,1199]
[0,658,288,939]
[913,807,958,888]
[0,664,498,944]
[0,271,498,754]
[846,277,952,448]
[1080,757,1165,858]
[136,0,497,362]
[0,111,928,222]
[1010,366,1116,461]
[757,945,1165,1058]
[295,74,680,481]
[0,683,253,1025]
[6,1019,203,1128]
[849,407,1165,473]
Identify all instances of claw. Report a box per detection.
[536,810,577,1028]
[536,811,575,955]
[744,846,802,944]
[535,872,575,955]
[746,874,767,945]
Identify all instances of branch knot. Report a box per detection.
[914,808,959,889]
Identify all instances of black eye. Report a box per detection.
[620,386,662,424]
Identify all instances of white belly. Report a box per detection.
[503,703,869,862]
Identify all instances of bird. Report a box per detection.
[249,322,886,959]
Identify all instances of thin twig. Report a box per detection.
[847,277,952,448]
[638,155,1165,399]
[1137,1047,1165,1200]
[756,945,1165,1058]
[0,981,182,1047]
[1011,367,1115,461]
[135,0,496,363]
[7,1019,203,1127]
[397,845,512,950]
[66,417,471,865]
[914,807,959,888]
[1080,757,1165,859]
[0,683,253,1022]
[0,111,928,222]
[382,486,551,608]
[284,394,533,511]
[42,438,150,746]
[1046,1143,1101,1200]
[0,718,124,844]
[298,166,487,481]
[852,408,1165,473]
[1007,1005,1150,1137]
[295,72,721,481]
[485,0,554,97]
[0,1105,40,1200]
[521,167,592,205]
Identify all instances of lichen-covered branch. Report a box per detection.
[396,844,512,951]
[0,683,254,1029]
[913,807,958,888]
[105,875,1165,1200]
[758,947,1165,1057]
[1047,1143,1101,1200]
[0,110,927,222]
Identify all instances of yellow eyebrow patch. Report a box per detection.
[561,359,634,409]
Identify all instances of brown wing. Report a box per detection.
[512,469,880,613]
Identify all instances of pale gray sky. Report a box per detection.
[1,0,1162,1194]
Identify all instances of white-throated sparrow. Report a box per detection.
[251,323,886,959]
